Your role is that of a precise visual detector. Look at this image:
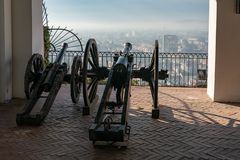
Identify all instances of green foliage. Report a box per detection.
[131,79,139,86]
[98,79,108,85]
[43,26,50,65]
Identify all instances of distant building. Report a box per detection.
[163,35,178,53]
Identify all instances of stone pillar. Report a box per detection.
[208,0,240,102]
[12,0,43,98]
[0,0,12,103]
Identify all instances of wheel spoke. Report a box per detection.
[91,81,98,101]
[88,58,97,69]
[28,71,37,82]
[30,82,37,92]
[149,55,154,70]
[33,58,43,74]
[37,58,43,71]
[88,79,98,102]
[75,74,80,82]
[87,77,98,90]
[75,84,80,94]
[33,61,38,73]
[90,47,99,68]
[92,44,99,67]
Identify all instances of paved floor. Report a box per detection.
[0,85,240,160]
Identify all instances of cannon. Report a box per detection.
[16,39,109,125]
[89,40,168,145]
[16,42,91,125]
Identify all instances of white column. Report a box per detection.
[0,0,12,103]
[12,0,43,98]
[32,0,44,54]
[208,0,240,102]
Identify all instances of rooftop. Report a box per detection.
[0,85,240,159]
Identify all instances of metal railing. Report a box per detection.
[48,51,208,87]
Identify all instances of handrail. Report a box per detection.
[48,51,208,87]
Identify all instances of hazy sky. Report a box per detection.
[45,0,209,31]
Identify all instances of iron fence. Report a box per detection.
[48,51,208,87]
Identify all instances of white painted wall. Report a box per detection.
[207,0,217,100]
[0,0,12,103]
[32,0,44,54]
[0,0,4,102]
[12,0,43,98]
[12,0,33,98]
[0,0,5,102]
[208,0,240,102]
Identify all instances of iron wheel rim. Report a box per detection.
[82,39,99,107]
[24,54,44,99]
[70,55,82,103]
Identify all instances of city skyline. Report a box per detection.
[45,0,209,32]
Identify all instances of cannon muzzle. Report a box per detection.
[122,42,132,54]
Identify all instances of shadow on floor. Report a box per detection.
[0,87,240,160]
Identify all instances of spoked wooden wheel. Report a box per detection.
[24,54,44,99]
[70,55,82,103]
[82,39,100,108]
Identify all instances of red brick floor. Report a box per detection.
[0,85,240,160]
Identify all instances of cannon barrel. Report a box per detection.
[112,56,128,89]
[54,43,68,64]
[43,43,68,88]
[112,42,132,89]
